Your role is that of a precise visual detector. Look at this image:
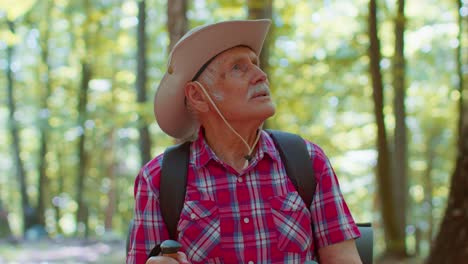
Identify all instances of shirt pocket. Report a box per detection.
[177,199,222,263]
[269,191,312,253]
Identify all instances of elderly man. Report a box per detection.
[127,19,361,264]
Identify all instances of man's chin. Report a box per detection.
[266,103,276,117]
[256,106,276,123]
[265,107,276,119]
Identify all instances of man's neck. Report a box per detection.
[202,120,262,172]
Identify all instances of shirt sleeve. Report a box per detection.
[306,141,361,248]
[126,156,170,264]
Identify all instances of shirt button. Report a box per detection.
[237,177,243,183]
[190,213,196,220]
[243,217,250,224]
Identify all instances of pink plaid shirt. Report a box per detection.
[127,130,360,264]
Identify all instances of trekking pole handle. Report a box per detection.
[160,240,182,258]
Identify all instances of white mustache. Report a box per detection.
[247,82,270,98]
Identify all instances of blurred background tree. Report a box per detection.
[0,0,466,262]
[427,0,467,262]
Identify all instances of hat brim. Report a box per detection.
[154,19,271,139]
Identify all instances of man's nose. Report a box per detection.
[250,65,268,85]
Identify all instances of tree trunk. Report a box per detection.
[104,54,120,232]
[73,0,94,238]
[247,0,273,128]
[391,0,407,256]
[104,131,118,232]
[167,0,188,143]
[37,113,49,228]
[6,20,36,235]
[136,0,152,166]
[102,0,124,232]
[167,0,187,52]
[36,0,53,229]
[427,119,468,263]
[368,0,401,257]
[426,0,468,262]
[54,145,65,235]
[75,61,91,237]
[423,134,436,242]
[455,0,466,141]
[247,0,273,77]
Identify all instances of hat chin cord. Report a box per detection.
[194,81,262,168]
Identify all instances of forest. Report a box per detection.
[0,0,467,263]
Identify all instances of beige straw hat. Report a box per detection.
[154,19,271,139]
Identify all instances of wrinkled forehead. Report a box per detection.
[192,45,256,80]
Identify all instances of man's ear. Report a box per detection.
[184,82,209,113]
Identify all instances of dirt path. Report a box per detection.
[0,239,126,263]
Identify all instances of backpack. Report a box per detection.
[129,130,373,263]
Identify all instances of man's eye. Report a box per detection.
[232,64,248,72]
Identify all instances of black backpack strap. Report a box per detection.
[266,129,316,209]
[267,129,319,260]
[160,141,191,240]
[147,141,190,260]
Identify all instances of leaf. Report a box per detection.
[0,28,18,45]
[0,0,37,20]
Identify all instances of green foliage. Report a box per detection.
[0,0,37,21]
[0,0,461,260]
